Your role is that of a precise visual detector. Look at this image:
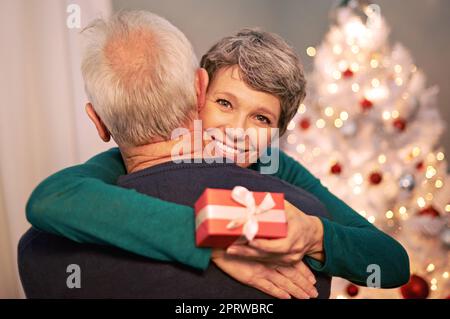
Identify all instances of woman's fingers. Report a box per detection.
[248,238,290,254]
[295,261,316,284]
[276,265,318,298]
[226,245,272,259]
[268,271,311,299]
[255,279,292,299]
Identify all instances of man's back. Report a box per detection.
[117,160,332,298]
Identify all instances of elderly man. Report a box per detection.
[20,10,332,298]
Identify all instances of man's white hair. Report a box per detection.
[81,10,198,146]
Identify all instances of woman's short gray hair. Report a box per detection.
[81,11,198,146]
[200,28,306,136]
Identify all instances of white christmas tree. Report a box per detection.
[282,0,450,298]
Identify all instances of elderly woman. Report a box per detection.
[26,12,409,298]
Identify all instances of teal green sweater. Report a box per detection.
[26,148,410,288]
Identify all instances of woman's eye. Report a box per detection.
[255,115,271,125]
[216,99,232,108]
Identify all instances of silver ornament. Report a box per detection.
[399,174,415,192]
[441,228,450,248]
[341,120,357,137]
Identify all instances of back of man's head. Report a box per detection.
[81,11,198,146]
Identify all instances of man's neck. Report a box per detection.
[120,132,205,174]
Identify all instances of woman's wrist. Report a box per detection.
[306,216,325,262]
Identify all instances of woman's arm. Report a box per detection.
[252,149,410,288]
[26,148,211,270]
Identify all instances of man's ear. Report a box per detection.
[85,103,111,142]
[195,68,209,112]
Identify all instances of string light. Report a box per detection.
[351,45,360,54]
[370,59,379,68]
[353,173,364,185]
[371,78,381,87]
[368,216,376,224]
[395,77,404,86]
[394,65,403,73]
[340,111,349,121]
[287,120,296,131]
[427,264,436,272]
[306,46,316,57]
[435,179,443,189]
[313,147,321,156]
[445,204,450,213]
[425,166,437,179]
[352,83,360,92]
[399,206,407,215]
[382,111,391,120]
[425,193,433,201]
[328,83,339,94]
[443,272,449,279]
[378,154,386,164]
[324,107,334,117]
[385,210,394,219]
[296,144,306,154]
[298,103,307,114]
[350,63,360,72]
[391,110,400,119]
[287,134,297,144]
[338,60,349,71]
[412,147,421,157]
[334,119,343,128]
[417,197,426,208]
[436,152,445,161]
[333,45,343,55]
[316,119,326,128]
[332,70,342,80]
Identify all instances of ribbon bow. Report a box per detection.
[226,186,276,241]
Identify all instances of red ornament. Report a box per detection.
[342,68,354,79]
[330,163,342,175]
[418,206,440,218]
[369,172,383,185]
[416,161,424,171]
[393,118,407,132]
[360,98,374,111]
[299,118,311,130]
[400,274,429,299]
[346,283,359,297]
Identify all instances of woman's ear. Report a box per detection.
[85,103,111,142]
[195,68,209,112]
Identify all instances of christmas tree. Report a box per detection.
[282,0,450,298]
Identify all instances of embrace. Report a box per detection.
[20,10,410,299]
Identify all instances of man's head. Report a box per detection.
[81,11,203,147]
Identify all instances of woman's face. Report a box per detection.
[199,65,281,167]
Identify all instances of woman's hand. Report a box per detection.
[226,200,325,265]
[211,249,318,299]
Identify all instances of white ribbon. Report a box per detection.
[225,186,276,241]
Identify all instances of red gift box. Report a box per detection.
[194,186,287,248]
